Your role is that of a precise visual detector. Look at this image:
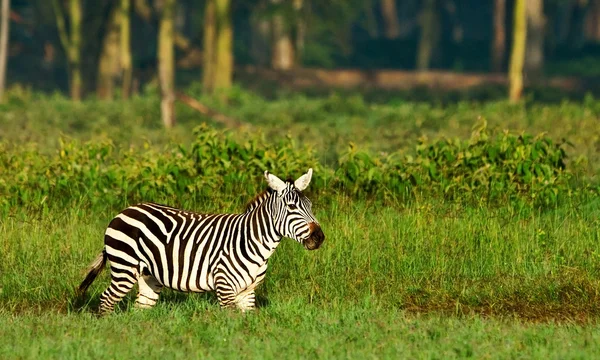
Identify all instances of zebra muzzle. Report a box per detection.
[304,223,325,250]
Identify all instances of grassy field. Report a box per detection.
[1,197,600,357]
[1,88,600,358]
[2,308,600,359]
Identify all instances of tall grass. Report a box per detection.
[1,195,598,320]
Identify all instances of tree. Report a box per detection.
[380,0,401,39]
[509,0,526,103]
[416,0,439,71]
[250,0,271,66]
[585,0,600,42]
[0,0,9,102]
[121,0,132,99]
[158,0,176,128]
[202,0,216,90]
[491,0,506,72]
[293,0,305,64]
[525,0,544,79]
[203,0,233,95]
[53,0,83,101]
[271,0,295,70]
[214,0,233,90]
[97,5,121,99]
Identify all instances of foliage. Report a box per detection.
[0,121,593,215]
[334,123,587,207]
[0,124,323,213]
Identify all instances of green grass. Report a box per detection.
[2,308,600,359]
[2,87,600,173]
[1,195,600,357]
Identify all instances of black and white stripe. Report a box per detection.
[78,169,324,313]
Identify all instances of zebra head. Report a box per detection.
[264,168,325,250]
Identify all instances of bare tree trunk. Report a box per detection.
[293,0,304,65]
[134,0,152,20]
[416,0,439,71]
[203,0,216,90]
[53,0,82,101]
[365,1,379,38]
[525,0,544,79]
[158,0,176,128]
[250,1,270,66]
[585,0,600,41]
[121,0,132,99]
[202,0,233,95]
[0,0,9,102]
[97,7,121,100]
[380,0,401,39]
[271,0,294,70]
[214,0,233,91]
[509,0,527,103]
[69,0,82,100]
[491,0,506,72]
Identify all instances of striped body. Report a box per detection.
[78,169,324,314]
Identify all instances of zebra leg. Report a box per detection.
[214,269,257,312]
[135,275,163,309]
[234,289,256,312]
[98,265,139,315]
[216,283,257,312]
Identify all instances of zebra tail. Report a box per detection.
[77,250,107,296]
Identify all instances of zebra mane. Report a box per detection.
[244,188,274,213]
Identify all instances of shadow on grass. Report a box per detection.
[69,287,273,315]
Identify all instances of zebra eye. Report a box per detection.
[287,204,298,210]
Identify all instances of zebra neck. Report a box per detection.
[244,195,283,257]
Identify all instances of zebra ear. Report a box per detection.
[264,170,287,193]
[294,168,313,191]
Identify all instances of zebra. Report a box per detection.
[77,169,325,313]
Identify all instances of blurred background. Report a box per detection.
[1,0,600,117]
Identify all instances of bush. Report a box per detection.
[0,124,323,213]
[0,123,593,214]
[334,124,588,207]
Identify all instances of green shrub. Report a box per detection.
[333,124,588,207]
[0,121,595,214]
[0,124,324,213]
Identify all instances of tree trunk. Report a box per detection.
[293,0,304,65]
[53,0,82,100]
[525,0,544,79]
[202,0,216,91]
[365,1,379,38]
[69,0,82,100]
[380,0,401,39]
[416,0,439,71]
[214,0,233,90]
[97,7,121,100]
[250,1,270,66]
[555,1,573,47]
[0,0,9,102]
[133,0,152,21]
[271,0,294,70]
[585,0,600,41]
[568,0,588,50]
[121,0,132,99]
[158,0,176,128]
[509,0,527,103]
[491,0,506,72]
